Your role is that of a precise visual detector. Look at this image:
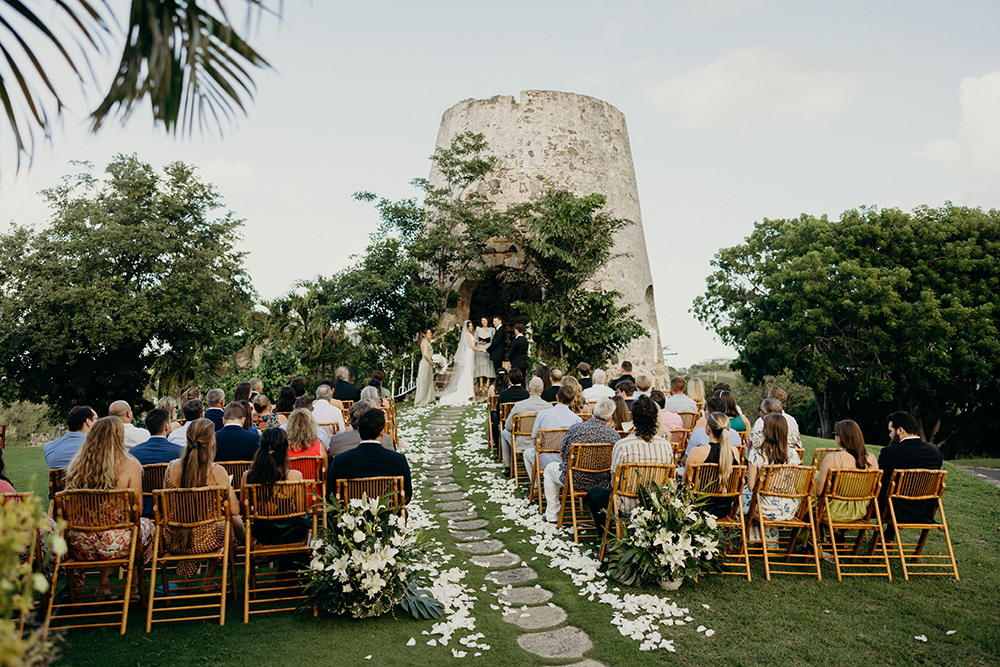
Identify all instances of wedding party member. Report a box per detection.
[474,317,496,391]
[816,419,878,522]
[509,323,529,375]
[44,405,97,469]
[485,316,507,375]
[414,328,437,407]
[741,413,801,542]
[878,411,942,526]
[577,362,593,390]
[541,397,619,523]
[685,411,741,518]
[523,386,582,484]
[440,320,487,406]
[327,408,412,505]
[501,376,550,477]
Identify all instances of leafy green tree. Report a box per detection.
[694,204,1000,453]
[0,153,254,415]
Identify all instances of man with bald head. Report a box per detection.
[500,376,551,477]
[541,368,563,402]
[109,400,150,448]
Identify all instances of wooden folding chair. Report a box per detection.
[557,443,615,542]
[688,463,751,580]
[486,395,499,455]
[811,447,839,468]
[746,465,821,580]
[675,411,699,450]
[511,414,537,485]
[883,469,958,580]
[735,444,747,465]
[670,436,686,465]
[816,469,891,581]
[499,402,515,463]
[316,422,341,440]
[335,476,406,519]
[738,428,751,446]
[576,413,593,422]
[219,461,254,488]
[597,463,676,562]
[146,486,234,631]
[242,480,317,622]
[45,489,146,636]
[142,463,169,497]
[2,491,42,634]
[47,467,67,516]
[530,428,568,510]
[378,407,397,448]
[287,456,327,528]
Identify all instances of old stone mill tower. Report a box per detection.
[429,90,666,381]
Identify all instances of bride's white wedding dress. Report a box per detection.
[439,324,477,406]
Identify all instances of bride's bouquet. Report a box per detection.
[431,354,449,375]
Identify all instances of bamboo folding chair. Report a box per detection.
[486,395,499,455]
[688,463,752,580]
[675,411,699,450]
[142,463,169,497]
[316,422,341,441]
[335,476,406,519]
[883,469,958,580]
[576,413,593,422]
[2,491,41,634]
[530,428,568,510]
[220,461,254,488]
[499,402,515,463]
[287,456,327,528]
[738,428,751,446]
[816,469,891,581]
[670,436,686,465]
[746,465,822,580]
[378,407,398,449]
[45,489,145,636]
[735,444,747,465]
[597,463,676,562]
[557,443,615,542]
[811,448,839,468]
[242,481,318,622]
[146,486,234,631]
[511,414,537,485]
[47,467,67,516]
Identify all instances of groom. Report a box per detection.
[486,316,506,375]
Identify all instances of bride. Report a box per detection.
[439,320,487,406]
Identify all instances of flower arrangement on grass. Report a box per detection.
[607,480,727,588]
[301,494,444,619]
[431,354,449,375]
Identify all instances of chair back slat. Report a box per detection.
[513,414,537,437]
[576,412,593,422]
[690,464,747,497]
[220,460,254,485]
[141,463,169,495]
[317,422,340,438]
[538,428,567,453]
[890,469,946,500]
[1,491,35,504]
[676,411,699,429]
[48,468,67,500]
[152,486,227,528]
[56,489,140,531]
[614,463,676,499]
[244,481,311,520]
[335,476,405,512]
[811,447,839,468]
[287,456,325,481]
[825,468,881,501]
[759,465,815,499]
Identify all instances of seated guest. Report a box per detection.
[615,380,637,411]
[65,416,154,595]
[501,377,551,477]
[650,390,682,434]
[333,366,361,403]
[581,369,615,403]
[716,390,746,432]
[236,400,259,433]
[312,384,346,436]
[240,429,309,553]
[130,409,183,517]
[327,408,411,504]
[685,411,741,518]
[494,368,528,446]
[577,362,593,390]
[233,382,252,404]
[44,406,97,469]
[316,380,346,409]
[360,385,389,410]
[248,377,263,399]
[370,370,392,399]
[541,369,563,402]
[878,411,942,527]
[750,399,802,449]
[817,419,878,522]
[179,385,201,405]
[155,397,183,433]
[687,377,706,411]
[165,419,246,578]
[742,413,801,542]
[168,399,204,446]
[587,396,673,528]
[273,386,296,425]
[290,376,307,398]
[204,388,226,431]
[608,395,632,432]
[663,377,698,413]
[286,408,327,459]
[214,403,260,461]
[523,386,582,484]
[634,375,652,397]
[542,398,619,523]
[109,400,150,448]
[562,376,586,413]
[751,388,798,434]
[537,364,551,394]
[609,361,635,391]
[283,398,331,447]
[252,394,280,430]
[327,402,395,459]
[683,397,740,468]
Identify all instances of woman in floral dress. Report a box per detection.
[741,413,802,542]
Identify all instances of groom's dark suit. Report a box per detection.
[509,334,529,374]
[486,324,507,374]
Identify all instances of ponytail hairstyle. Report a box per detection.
[247,428,289,488]
[67,417,126,491]
[181,419,217,489]
[706,411,734,481]
[834,419,870,470]
[761,413,789,465]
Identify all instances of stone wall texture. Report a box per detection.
[429,90,665,378]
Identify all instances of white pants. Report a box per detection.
[523,448,561,485]
[501,430,512,466]
[543,461,564,522]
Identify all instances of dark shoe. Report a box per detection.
[503,467,511,477]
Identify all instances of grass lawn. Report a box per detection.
[3,409,999,666]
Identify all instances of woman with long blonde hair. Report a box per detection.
[562,376,585,413]
[285,408,326,459]
[155,396,182,433]
[685,412,741,517]
[687,378,706,412]
[65,416,154,596]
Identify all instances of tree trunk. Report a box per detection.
[816,390,834,439]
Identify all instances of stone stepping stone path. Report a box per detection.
[417,406,603,666]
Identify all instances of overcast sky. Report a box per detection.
[2,0,998,367]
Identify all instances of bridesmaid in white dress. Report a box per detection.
[439,321,487,406]
[474,317,496,392]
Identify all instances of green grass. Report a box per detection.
[5,409,1000,667]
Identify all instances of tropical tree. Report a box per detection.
[0,153,254,415]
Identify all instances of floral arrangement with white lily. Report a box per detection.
[300,494,444,619]
[607,480,727,589]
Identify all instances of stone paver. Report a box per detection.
[503,604,567,630]
[471,552,521,568]
[500,587,552,604]
[450,529,490,540]
[430,477,454,486]
[517,627,593,659]
[433,492,466,502]
[431,484,461,493]
[455,539,504,554]
[448,518,488,530]
[437,500,472,511]
[485,567,537,585]
[440,510,476,520]
[541,661,606,667]
[425,469,454,477]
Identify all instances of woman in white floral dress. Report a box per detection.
[741,413,802,542]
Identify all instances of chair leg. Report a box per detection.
[939,502,960,580]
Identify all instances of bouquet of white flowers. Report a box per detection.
[607,480,726,588]
[300,494,443,619]
[431,354,449,375]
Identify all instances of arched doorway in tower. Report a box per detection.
[468,275,542,357]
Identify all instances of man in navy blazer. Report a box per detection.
[328,407,411,505]
[879,411,943,526]
[213,403,260,462]
[508,323,529,375]
[204,388,226,431]
[130,409,183,516]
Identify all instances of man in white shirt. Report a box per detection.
[109,400,150,448]
[751,397,800,436]
[168,399,204,446]
[582,369,615,403]
[662,377,698,413]
[523,386,582,484]
[312,384,347,437]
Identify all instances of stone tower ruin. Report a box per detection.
[429,90,665,378]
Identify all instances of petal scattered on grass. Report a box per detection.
[915,635,928,642]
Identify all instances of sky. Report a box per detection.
[2,0,999,368]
